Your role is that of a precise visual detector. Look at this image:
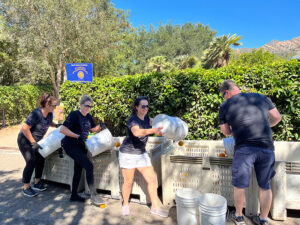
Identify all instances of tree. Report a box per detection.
[145,56,173,73]
[0,16,21,85]
[229,49,286,66]
[172,55,200,69]
[123,23,216,74]
[1,0,130,97]
[202,34,242,69]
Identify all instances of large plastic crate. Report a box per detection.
[118,137,172,204]
[41,150,85,191]
[161,153,235,206]
[245,142,300,220]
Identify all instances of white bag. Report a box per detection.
[223,137,235,156]
[38,126,65,158]
[152,114,188,141]
[85,128,115,157]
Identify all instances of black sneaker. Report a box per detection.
[32,182,47,192]
[70,194,86,202]
[253,215,269,225]
[231,212,246,225]
[23,187,38,197]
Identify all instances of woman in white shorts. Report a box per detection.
[119,96,168,218]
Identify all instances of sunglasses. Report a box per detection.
[141,105,149,109]
[50,104,57,107]
[84,104,93,109]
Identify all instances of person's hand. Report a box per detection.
[77,135,86,145]
[31,142,42,151]
[154,127,163,136]
[55,123,63,128]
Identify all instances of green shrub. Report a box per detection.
[59,60,300,141]
[0,85,52,125]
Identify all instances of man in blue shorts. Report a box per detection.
[219,80,282,225]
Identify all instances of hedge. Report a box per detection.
[60,60,300,141]
[0,85,53,125]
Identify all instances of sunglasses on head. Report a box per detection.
[141,105,149,109]
[84,104,93,109]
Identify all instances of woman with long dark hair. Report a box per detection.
[17,92,59,197]
[119,96,168,217]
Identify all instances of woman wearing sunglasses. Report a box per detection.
[60,95,103,204]
[119,96,168,217]
[17,92,59,197]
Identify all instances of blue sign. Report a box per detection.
[66,63,93,82]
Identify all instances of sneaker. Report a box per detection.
[253,215,269,225]
[231,212,246,225]
[23,187,38,197]
[150,208,168,218]
[91,195,105,205]
[70,194,86,202]
[122,205,130,216]
[32,182,47,192]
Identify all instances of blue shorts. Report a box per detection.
[232,146,275,189]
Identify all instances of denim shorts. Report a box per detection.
[232,146,275,189]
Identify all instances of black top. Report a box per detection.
[62,110,96,140]
[119,115,151,155]
[219,93,275,150]
[19,108,53,142]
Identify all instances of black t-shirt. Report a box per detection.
[219,93,275,150]
[20,108,53,142]
[119,115,151,155]
[62,110,96,140]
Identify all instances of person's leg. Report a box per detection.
[34,151,45,184]
[259,188,272,219]
[71,161,83,196]
[232,147,256,217]
[233,187,246,216]
[255,148,275,221]
[17,134,36,190]
[121,168,135,206]
[137,166,159,210]
[63,141,89,201]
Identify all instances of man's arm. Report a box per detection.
[268,108,281,127]
[220,123,232,136]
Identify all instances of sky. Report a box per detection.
[111,0,300,48]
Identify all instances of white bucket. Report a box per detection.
[175,188,201,225]
[152,114,188,141]
[223,137,235,156]
[198,193,227,225]
[38,126,65,158]
[85,128,115,157]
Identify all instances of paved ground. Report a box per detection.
[0,125,299,225]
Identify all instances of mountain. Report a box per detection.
[237,36,300,56]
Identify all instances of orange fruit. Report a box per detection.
[178,141,184,146]
[218,153,226,157]
[115,142,120,147]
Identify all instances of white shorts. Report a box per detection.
[118,151,152,169]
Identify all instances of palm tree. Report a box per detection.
[145,56,173,73]
[202,34,242,69]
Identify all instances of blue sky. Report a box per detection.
[111,0,300,48]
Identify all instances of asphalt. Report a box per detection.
[0,125,299,225]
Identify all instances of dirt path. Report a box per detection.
[0,124,22,149]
